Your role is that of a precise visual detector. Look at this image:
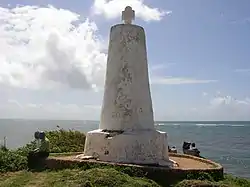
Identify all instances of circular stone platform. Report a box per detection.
[45,152,223,186]
[169,153,221,169]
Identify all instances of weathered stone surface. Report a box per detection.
[83,129,171,165]
[100,24,154,131]
[83,7,173,167]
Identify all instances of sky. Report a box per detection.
[0,0,249,121]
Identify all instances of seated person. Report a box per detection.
[182,141,191,154]
[182,141,191,150]
[27,131,50,169]
[190,143,197,150]
[34,131,40,148]
[170,146,177,153]
[38,131,50,158]
[189,143,200,156]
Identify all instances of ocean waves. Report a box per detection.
[154,122,248,127]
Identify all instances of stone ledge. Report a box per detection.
[168,153,223,170]
[44,153,223,186]
[83,129,170,165]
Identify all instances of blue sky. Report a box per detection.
[0,0,249,120]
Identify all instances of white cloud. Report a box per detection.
[150,76,218,85]
[155,92,250,121]
[0,5,107,91]
[0,5,209,92]
[234,69,250,73]
[0,99,101,120]
[230,17,250,25]
[202,92,208,96]
[189,94,250,121]
[149,63,175,72]
[91,0,170,22]
[149,64,217,85]
[1,5,248,121]
[1,92,249,121]
[7,99,22,108]
[208,95,250,120]
[209,95,250,107]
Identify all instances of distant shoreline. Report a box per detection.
[0,118,249,123]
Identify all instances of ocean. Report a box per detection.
[0,119,249,179]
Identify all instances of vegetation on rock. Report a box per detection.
[175,175,250,187]
[0,129,85,172]
[17,129,86,156]
[0,168,160,187]
[0,149,28,172]
[1,129,250,187]
[1,169,250,187]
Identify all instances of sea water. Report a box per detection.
[0,119,249,179]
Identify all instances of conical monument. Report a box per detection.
[80,6,174,167]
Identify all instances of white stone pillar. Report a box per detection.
[99,23,155,131]
[81,6,174,167]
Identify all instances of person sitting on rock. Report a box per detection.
[190,143,200,156]
[170,146,177,153]
[34,131,40,148]
[182,141,191,153]
[182,141,189,149]
[27,131,50,170]
[190,143,196,150]
[38,131,50,157]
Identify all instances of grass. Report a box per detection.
[1,129,250,187]
[1,169,250,187]
[0,168,160,187]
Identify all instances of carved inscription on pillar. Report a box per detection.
[112,27,142,121]
[113,62,133,120]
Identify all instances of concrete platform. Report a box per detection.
[83,129,172,166]
[45,152,223,186]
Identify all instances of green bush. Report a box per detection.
[16,129,86,156]
[79,168,160,187]
[0,150,27,172]
[15,140,37,156]
[0,145,8,152]
[1,128,250,187]
[0,129,86,172]
[221,175,250,187]
[45,129,86,153]
[174,180,223,187]
[0,168,160,187]
[175,174,250,187]
[186,172,215,181]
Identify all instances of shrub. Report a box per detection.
[0,129,86,172]
[186,172,214,181]
[222,175,250,187]
[45,129,86,153]
[79,168,160,187]
[15,141,37,157]
[174,180,223,187]
[0,150,27,172]
[0,145,8,152]
[16,129,86,156]
[0,168,160,187]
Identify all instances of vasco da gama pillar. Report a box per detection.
[82,6,174,167]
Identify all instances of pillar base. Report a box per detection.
[82,129,174,167]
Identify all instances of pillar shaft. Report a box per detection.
[100,24,154,131]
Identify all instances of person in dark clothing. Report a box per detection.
[191,143,196,150]
[27,131,50,170]
[190,142,200,156]
[182,141,191,150]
